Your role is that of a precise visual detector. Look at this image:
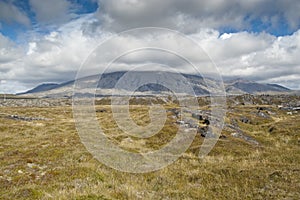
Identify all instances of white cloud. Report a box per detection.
[0,33,24,64]
[0,80,29,94]
[2,21,300,93]
[208,30,300,88]
[0,15,106,92]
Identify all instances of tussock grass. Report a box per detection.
[0,99,299,199]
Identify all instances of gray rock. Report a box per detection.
[240,116,251,124]
[257,111,270,118]
[7,115,48,121]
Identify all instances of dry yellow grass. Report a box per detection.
[0,99,299,199]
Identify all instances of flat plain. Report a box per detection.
[0,95,299,199]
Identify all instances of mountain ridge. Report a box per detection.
[18,71,291,97]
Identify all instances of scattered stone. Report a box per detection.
[268,126,276,133]
[256,107,271,111]
[73,179,88,190]
[200,127,216,138]
[293,107,300,111]
[7,115,48,121]
[0,98,71,107]
[96,109,107,113]
[27,163,46,170]
[230,132,259,145]
[240,116,251,124]
[192,113,203,120]
[203,119,210,125]
[197,126,209,137]
[225,119,260,145]
[184,119,198,128]
[257,111,270,118]
[231,132,238,137]
[176,120,185,125]
[279,106,300,111]
[219,134,227,139]
[266,110,276,115]
[170,115,177,119]
[168,108,180,118]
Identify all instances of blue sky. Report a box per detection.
[0,0,98,41]
[1,0,300,93]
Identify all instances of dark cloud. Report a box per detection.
[96,0,300,34]
[29,0,75,25]
[0,1,31,27]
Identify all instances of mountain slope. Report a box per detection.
[18,72,291,97]
[19,83,59,95]
[225,79,290,94]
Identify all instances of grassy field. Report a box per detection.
[0,97,299,199]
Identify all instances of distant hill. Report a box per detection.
[19,83,59,95]
[225,79,290,94]
[18,71,291,97]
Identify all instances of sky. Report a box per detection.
[0,0,300,93]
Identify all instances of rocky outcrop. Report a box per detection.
[225,119,259,145]
[7,115,48,121]
[0,98,71,107]
[0,113,49,121]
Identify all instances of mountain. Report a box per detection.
[18,71,291,97]
[225,79,291,94]
[18,71,211,97]
[19,83,59,95]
